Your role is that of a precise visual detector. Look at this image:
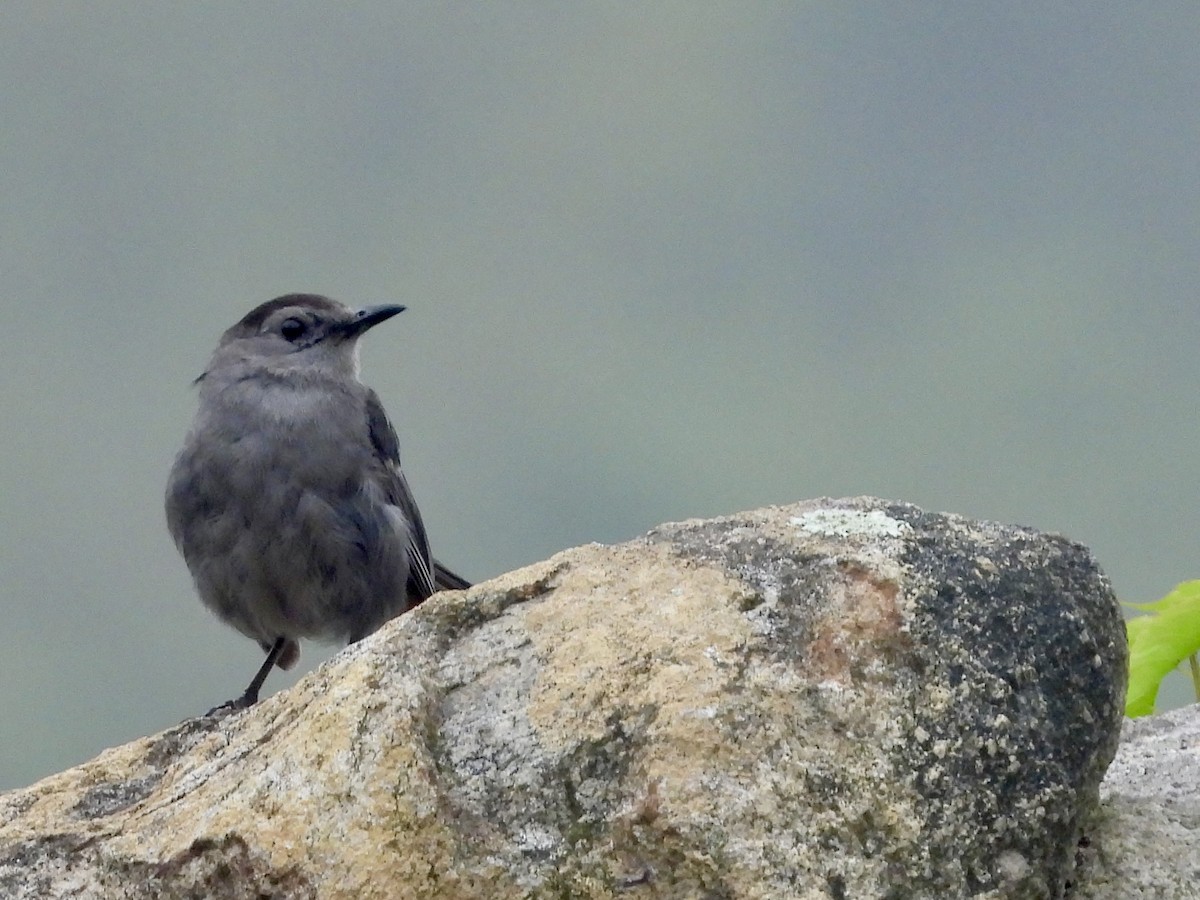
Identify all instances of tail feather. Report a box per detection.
[433,560,471,592]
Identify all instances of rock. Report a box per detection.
[0,498,1127,899]
[1073,704,1200,899]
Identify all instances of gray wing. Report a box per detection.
[365,389,436,602]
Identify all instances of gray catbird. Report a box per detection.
[165,294,468,710]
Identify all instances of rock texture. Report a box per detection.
[0,498,1127,899]
[1073,704,1200,899]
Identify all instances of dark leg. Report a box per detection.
[206,636,287,715]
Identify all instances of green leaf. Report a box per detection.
[1124,580,1200,717]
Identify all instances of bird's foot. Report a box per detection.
[204,688,259,717]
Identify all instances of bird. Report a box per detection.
[165,294,468,710]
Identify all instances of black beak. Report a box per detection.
[342,304,406,338]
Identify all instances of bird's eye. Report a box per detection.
[279,317,306,342]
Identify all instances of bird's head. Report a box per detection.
[203,294,405,382]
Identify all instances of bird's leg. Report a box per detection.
[206,636,287,715]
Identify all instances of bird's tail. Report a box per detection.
[433,560,471,592]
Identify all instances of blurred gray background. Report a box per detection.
[2,4,1196,791]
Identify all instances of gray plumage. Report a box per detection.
[166,294,467,708]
